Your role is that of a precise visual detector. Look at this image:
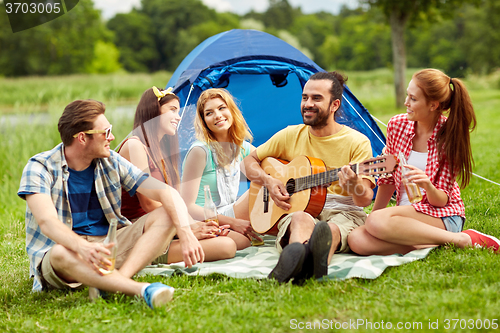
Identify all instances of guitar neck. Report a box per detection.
[294,164,358,193]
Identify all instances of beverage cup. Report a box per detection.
[398,152,422,203]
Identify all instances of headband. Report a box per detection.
[152,86,175,101]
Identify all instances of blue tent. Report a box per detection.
[167,29,386,161]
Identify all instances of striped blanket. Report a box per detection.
[138,235,434,281]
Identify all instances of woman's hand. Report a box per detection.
[191,221,230,239]
[404,165,432,190]
[404,165,448,207]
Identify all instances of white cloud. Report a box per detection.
[200,0,357,14]
[201,0,233,13]
[92,0,358,19]
[201,0,268,14]
[289,0,358,14]
[92,0,141,19]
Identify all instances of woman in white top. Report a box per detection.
[348,68,500,255]
[181,88,262,250]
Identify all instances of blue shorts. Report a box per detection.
[441,215,465,233]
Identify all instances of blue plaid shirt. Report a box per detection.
[18,143,148,292]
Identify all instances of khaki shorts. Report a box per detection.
[275,209,367,256]
[38,214,148,290]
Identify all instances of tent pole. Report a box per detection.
[178,84,195,128]
[342,95,386,148]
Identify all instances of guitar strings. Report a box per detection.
[294,164,357,192]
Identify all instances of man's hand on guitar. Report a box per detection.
[266,176,291,211]
[338,164,363,196]
[339,164,374,207]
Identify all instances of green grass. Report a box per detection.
[0,71,172,115]
[1,70,499,332]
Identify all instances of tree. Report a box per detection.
[290,14,334,68]
[460,0,500,74]
[0,0,113,76]
[262,0,298,30]
[361,0,480,108]
[140,0,216,71]
[334,8,391,71]
[173,13,240,67]
[86,41,122,74]
[406,18,466,78]
[107,11,159,72]
[108,0,240,72]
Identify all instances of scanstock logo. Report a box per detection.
[4,0,80,33]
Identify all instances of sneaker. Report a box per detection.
[463,229,500,253]
[268,243,307,283]
[88,287,108,302]
[143,282,175,309]
[291,245,313,285]
[308,221,332,279]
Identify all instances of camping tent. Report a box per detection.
[167,28,386,161]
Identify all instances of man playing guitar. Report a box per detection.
[243,71,376,283]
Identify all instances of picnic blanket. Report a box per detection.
[138,235,434,281]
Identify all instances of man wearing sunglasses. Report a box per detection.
[18,99,204,309]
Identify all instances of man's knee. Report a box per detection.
[48,244,78,273]
[290,211,314,229]
[50,244,70,261]
[145,208,176,234]
[327,222,341,241]
[289,213,314,238]
[326,223,342,253]
[42,245,82,288]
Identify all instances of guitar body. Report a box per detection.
[249,156,327,235]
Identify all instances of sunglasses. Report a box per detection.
[73,125,113,140]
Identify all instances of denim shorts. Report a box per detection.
[441,215,465,233]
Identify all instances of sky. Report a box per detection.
[92,0,359,20]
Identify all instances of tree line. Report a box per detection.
[0,0,498,79]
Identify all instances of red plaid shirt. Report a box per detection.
[378,113,465,218]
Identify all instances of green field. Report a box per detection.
[1,69,499,332]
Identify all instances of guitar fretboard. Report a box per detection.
[293,164,357,193]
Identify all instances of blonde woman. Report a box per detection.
[181,88,262,250]
[118,87,237,263]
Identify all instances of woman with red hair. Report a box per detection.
[348,69,499,255]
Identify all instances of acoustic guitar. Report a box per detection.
[249,155,397,235]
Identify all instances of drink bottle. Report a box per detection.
[99,219,118,275]
[203,185,219,227]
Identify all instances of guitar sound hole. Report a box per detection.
[286,179,295,196]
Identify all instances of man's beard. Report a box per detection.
[301,106,330,130]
